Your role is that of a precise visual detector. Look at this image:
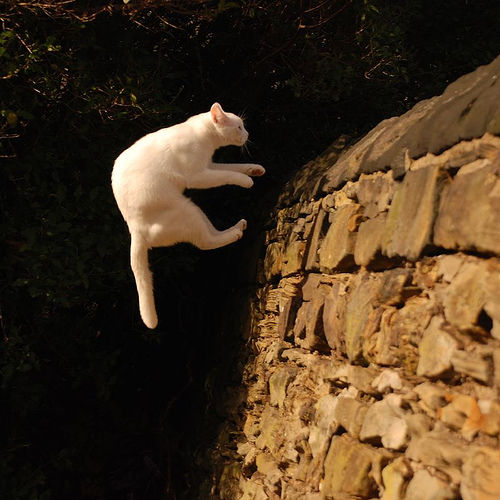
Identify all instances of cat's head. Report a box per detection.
[210,103,249,146]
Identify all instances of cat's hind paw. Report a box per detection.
[247,165,265,177]
[233,219,247,240]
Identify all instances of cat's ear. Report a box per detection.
[210,103,227,125]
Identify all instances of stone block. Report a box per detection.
[461,447,500,500]
[344,272,383,363]
[484,260,500,340]
[322,435,390,499]
[264,241,284,280]
[318,203,360,272]
[406,431,467,483]
[240,479,269,500]
[441,261,487,331]
[377,268,413,305]
[308,394,339,458]
[405,469,457,500]
[375,294,433,370]
[322,279,348,352]
[434,162,500,255]
[438,394,500,440]
[404,413,433,439]
[282,238,306,276]
[333,396,368,438]
[355,171,396,218]
[414,382,448,414]
[372,369,403,393]
[359,396,408,450]
[293,276,331,351]
[381,458,412,500]
[218,462,242,500]
[450,349,492,384]
[305,207,327,271]
[328,364,380,395]
[354,213,386,267]
[255,405,283,454]
[269,367,298,408]
[417,317,459,378]
[383,164,445,261]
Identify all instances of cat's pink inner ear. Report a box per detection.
[210,103,226,124]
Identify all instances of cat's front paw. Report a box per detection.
[241,176,254,189]
[247,165,265,177]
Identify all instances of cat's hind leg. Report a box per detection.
[147,198,247,250]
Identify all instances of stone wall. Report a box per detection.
[212,56,500,499]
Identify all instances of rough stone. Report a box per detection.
[434,162,500,255]
[406,431,467,483]
[438,394,483,440]
[483,261,500,340]
[417,317,459,378]
[437,254,465,283]
[269,367,298,408]
[354,213,387,267]
[333,396,368,438]
[359,396,409,450]
[409,134,500,173]
[322,435,390,499]
[414,382,448,412]
[322,278,348,352]
[380,457,412,500]
[255,405,284,454]
[372,369,403,393]
[322,56,500,192]
[293,276,331,351]
[319,203,360,272]
[461,447,500,500]
[441,261,487,332]
[308,394,339,458]
[328,364,380,395]
[367,296,434,370]
[264,241,284,280]
[344,272,382,363]
[404,413,433,439]
[305,207,327,271]
[219,463,242,500]
[494,349,500,389]
[439,394,500,440]
[355,171,396,218]
[255,453,281,487]
[404,469,457,500]
[282,238,307,276]
[382,164,445,261]
[478,400,500,436]
[450,349,492,384]
[240,479,270,500]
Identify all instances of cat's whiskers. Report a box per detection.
[242,140,252,157]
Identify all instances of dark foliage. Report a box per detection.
[1,1,498,498]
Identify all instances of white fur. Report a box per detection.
[112,103,265,329]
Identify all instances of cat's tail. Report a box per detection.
[130,234,158,329]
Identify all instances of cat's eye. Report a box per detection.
[238,125,242,130]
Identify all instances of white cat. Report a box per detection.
[112,103,265,329]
